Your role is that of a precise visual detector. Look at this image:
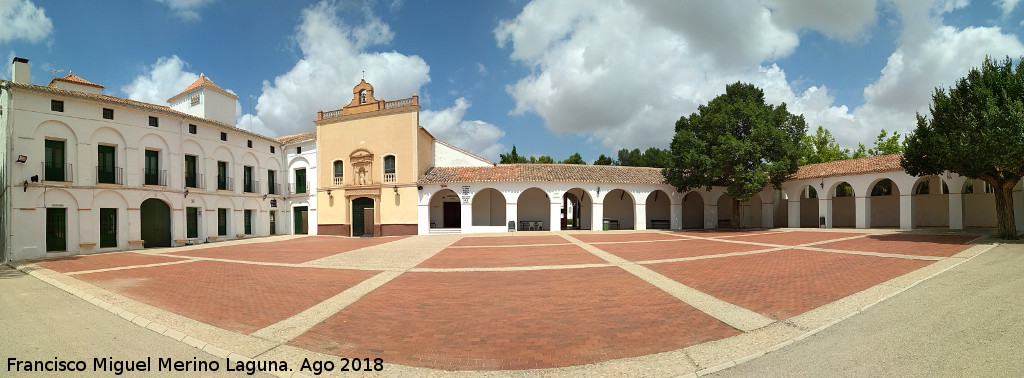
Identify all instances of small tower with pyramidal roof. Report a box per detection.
[167,73,238,125]
[48,71,105,95]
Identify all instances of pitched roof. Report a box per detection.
[48,72,104,89]
[1,80,279,143]
[167,74,238,102]
[420,164,667,184]
[789,153,904,180]
[276,131,316,144]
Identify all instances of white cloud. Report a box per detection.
[496,0,1024,154]
[153,0,216,21]
[996,0,1021,17]
[0,0,52,44]
[243,0,430,137]
[420,97,506,161]
[122,55,200,104]
[763,0,877,40]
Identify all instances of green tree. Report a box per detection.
[499,145,528,163]
[867,129,904,156]
[902,56,1024,239]
[560,152,586,164]
[851,143,868,158]
[536,155,555,164]
[800,126,850,165]
[593,154,614,165]
[642,147,671,168]
[665,82,806,228]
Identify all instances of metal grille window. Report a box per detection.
[44,139,67,182]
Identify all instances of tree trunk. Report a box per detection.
[731,197,741,229]
[992,180,1018,240]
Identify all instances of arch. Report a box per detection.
[716,194,737,229]
[603,189,635,230]
[829,181,856,228]
[962,178,996,227]
[741,196,762,228]
[800,185,820,228]
[351,197,374,236]
[93,190,129,249]
[912,175,949,228]
[869,178,900,228]
[681,191,704,229]
[645,190,672,229]
[140,198,171,248]
[563,188,593,230]
[517,187,551,231]
[36,120,80,183]
[471,188,505,227]
[429,189,461,229]
[212,145,236,166]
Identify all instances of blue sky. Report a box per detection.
[2,0,1023,163]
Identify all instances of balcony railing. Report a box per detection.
[96,166,123,185]
[185,173,205,189]
[384,172,396,183]
[217,176,234,191]
[385,98,416,108]
[42,162,73,182]
[244,180,260,193]
[333,176,344,186]
[289,182,309,194]
[143,168,167,186]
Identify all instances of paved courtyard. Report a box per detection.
[17,229,987,375]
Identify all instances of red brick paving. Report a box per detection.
[595,239,770,262]
[814,233,977,257]
[571,232,686,243]
[418,244,606,268]
[290,268,741,370]
[169,236,406,263]
[36,252,188,273]
[670,229,777,238]
[649,249,932,319]
[75,261,380,334]
[451,235,569,247]
[727,231,869,246]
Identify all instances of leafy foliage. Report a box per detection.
[593,154,613,165]
[560,152,586,164]
[902,56,1024,239]
[666,82,806,217]
[498,145,587,165]
[800,126,850,165]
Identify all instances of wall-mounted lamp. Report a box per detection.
[393,186,398,193]
[417,185,423,191]
[23,180,28,192]
[30,175,38,182]
[326,189,332,198]
[263,194,268,200]
[820,179,824,189]
[183,189,189,198]
[15,155,27,163]
[596,187,601,196]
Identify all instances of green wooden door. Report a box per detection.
[217,161,228,190]
[218,208,228,236]
[184,155,197,188]
[351,197,373,236]
[295,169,306,193]
[99,208,117,248]
[186,207,199,238]
[97,145,116,184]
[144,150,159,185]
[44,140,65,181]
[46,208,67,251]
[244,166,253,192]
[269,211,276,234]
[140,199,170,248]
[244,210,252,234]
[267,170,276,194]
[293,206,307,234]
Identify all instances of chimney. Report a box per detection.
[12,57,30,84]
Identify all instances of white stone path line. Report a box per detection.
[65,258,197,275]
[250,270,405,343]
[561,234,776,332]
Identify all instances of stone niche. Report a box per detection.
[350,149,374,186]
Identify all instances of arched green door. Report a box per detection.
[351,197,374,237]
[140,198,171,248]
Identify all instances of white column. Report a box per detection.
[461,202,473,232]
[788,200,800,228]
[705,204,717,229]
[79,208,97,246]
[900,194,914,229]
[591,202,604,230]
[855,196,870,229]
[634,203,647,230]
[172,208,185,242]
[818,197,831,228]
[549,201,561,231]
[761,200,774,228]
[417,204,429,235]
[670,202,682,230]
[948,193,964,229]
[128,208,142,247]
[506,202,518,231]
